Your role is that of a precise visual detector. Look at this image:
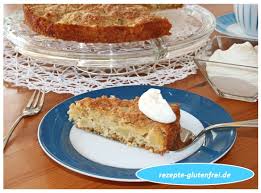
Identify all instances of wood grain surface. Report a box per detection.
[3,4,258,189]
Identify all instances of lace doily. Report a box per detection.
[4,40,207,95]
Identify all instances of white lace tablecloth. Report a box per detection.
[4,40,206,95]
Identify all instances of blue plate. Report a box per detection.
[38,85,236,182]
[216,12,258,40]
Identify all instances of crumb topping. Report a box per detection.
[26,4,169,27]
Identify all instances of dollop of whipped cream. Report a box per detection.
[138,88,176,123]
[208,42,258,68]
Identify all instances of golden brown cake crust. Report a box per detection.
[68,95,182,154]
[23,4,175,43]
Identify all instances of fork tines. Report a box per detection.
[26,90,45,110]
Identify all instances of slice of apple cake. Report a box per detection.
[68,95,182,154]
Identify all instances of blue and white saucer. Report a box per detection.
[216,13,258,40]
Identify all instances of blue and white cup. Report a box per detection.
[234,4,258,37]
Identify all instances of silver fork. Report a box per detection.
[176,119,258,152]
[4,90,45,150]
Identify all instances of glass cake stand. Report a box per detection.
[4,5,215,75]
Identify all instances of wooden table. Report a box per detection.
[4,4,258,189]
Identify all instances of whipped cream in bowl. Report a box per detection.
[138,88,176,123]
[207,42,258,97]
[195,36,258,102]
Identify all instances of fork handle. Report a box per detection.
[206,119,258,131]
[194,119,258,141]
[3,115,24,150]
